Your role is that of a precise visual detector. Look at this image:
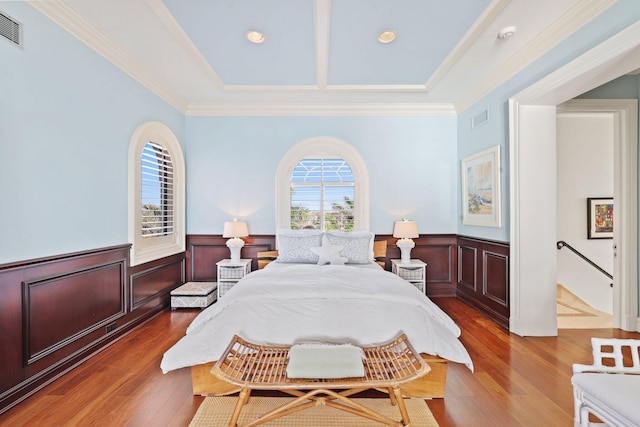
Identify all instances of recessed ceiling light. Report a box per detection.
[246,30,265,44]
[378,30,396,44]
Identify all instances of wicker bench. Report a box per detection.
[211,334,430,427]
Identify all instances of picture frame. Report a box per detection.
[587,197,613,239]
[461,145,501,227]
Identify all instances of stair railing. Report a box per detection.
[556,240,613,287]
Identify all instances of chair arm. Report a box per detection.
[573,363,597,374]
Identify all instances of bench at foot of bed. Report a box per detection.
[191,353,448,399]
[208,334,429,427]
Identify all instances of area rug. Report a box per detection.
[189,396,439,426]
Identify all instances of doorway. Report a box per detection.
[508,22,640,336]
[556,105,617,329]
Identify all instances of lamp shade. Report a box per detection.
[223,220,249,238]
[393,220,418,239]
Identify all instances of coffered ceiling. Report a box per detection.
[27,0,616,114]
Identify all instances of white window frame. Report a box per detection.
[128,121,185,266]
[276,136,369,230]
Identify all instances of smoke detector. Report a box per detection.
[497,26,516,40]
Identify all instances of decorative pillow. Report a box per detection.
[325,230,374,264]
[276,233,323,263]
[310,235,347,265]
[276,228,323,247]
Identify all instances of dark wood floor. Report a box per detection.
[1,297,638,427]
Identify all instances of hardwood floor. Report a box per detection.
[0,298,638,427]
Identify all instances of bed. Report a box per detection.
[160,230,473,398]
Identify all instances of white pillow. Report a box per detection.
[276,228,323,249]
[276,233,323,263]
[310,235,347,265]
[325,230,375,264]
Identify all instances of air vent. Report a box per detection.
[472,108,489,129]
[0,11,22,48]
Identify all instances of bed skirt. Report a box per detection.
[190,353,449,398]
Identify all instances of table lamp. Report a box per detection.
[393,219,418,263]
[223,219,249,263]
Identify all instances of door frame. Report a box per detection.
[509,22,640,335]
[557,99,638,329]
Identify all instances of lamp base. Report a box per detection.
[396,238,415,263]
[226,237,245,263]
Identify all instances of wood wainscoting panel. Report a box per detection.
[23,262,125,365]
[187,234,456,296]
[408,235,457,297]
[456,236,509,328]
[457,245,477,292]
[0,268,28,393]
[0,245,131,410]
[130,255,184,310]
[483,250,509,307]
[186,235,275,282]
[0,244,186,414]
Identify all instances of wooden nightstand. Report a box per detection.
[391,259,427,294]
[216,259,252,299]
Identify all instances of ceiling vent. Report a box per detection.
[472,108,489,129]
[0,11,22,48]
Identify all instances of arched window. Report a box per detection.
[291,158,355,230]
[128,122,185,266]
[276,137,369,230]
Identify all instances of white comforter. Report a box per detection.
[160,262,473,373]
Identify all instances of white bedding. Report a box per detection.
[160,262,473,373]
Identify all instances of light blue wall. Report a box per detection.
[0,3,185,264]
[578,74,640,99]
[185,116,458,235]
[5,1,640,265]
[457,0,640,242]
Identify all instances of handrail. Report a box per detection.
[556,241,613,287]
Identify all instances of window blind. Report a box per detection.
[141,141,174,237]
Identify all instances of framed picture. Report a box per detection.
[587,197,613,239]
[461,146,501,227]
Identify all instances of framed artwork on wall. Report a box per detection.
[587,197,613,239]
[461,145,501,227]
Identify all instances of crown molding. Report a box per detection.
[454,0,617,113]
[222,84,320,92]
[28,0,189,113]
[220,84,428,92]
[324,84,428,92]
[221,84,429,92]
[185,102,456,116]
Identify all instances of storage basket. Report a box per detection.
[397,267,422,280]
[218,281,236,297]
[219,266,245,279]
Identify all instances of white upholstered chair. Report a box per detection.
[571,337,640,427]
